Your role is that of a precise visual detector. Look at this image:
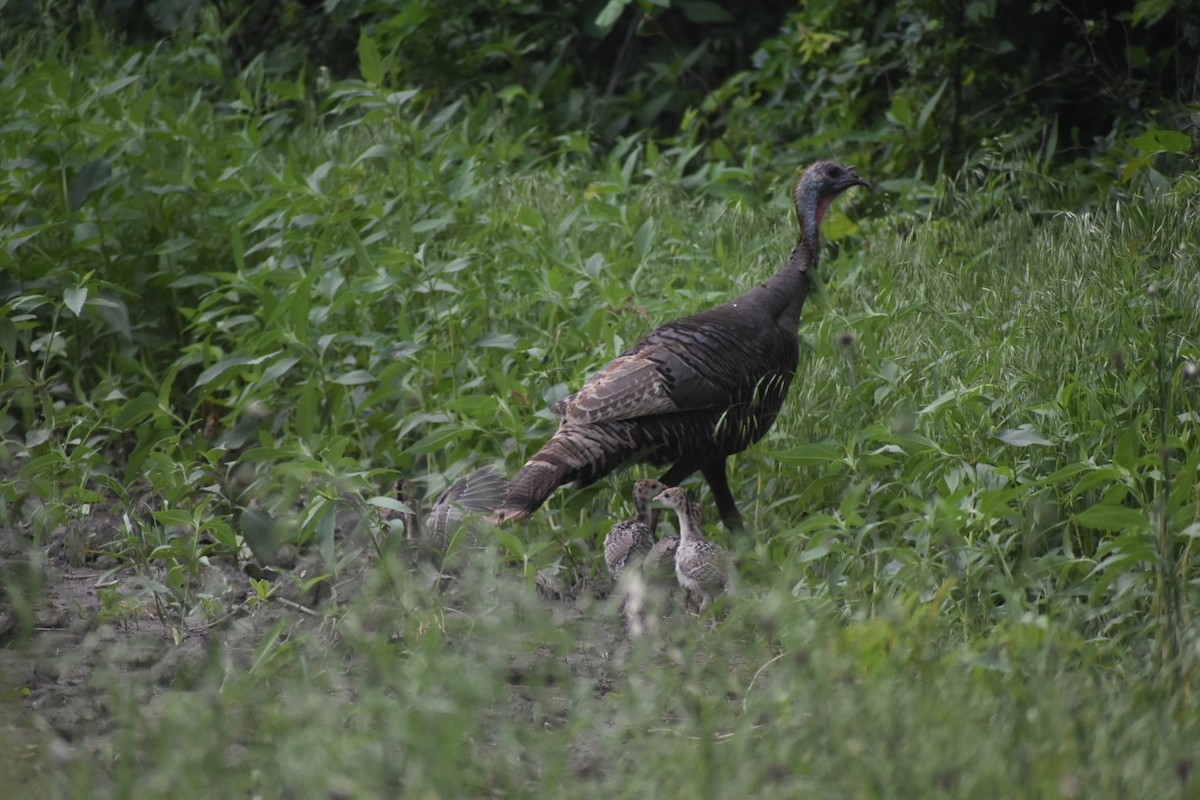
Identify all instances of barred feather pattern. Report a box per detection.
[492,161,868,530]
[604,479,667,579]
[656,486,731,612]
[495,310,798,525]
[416,466,509,556]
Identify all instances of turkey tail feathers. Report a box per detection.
[492,423,642,523]
[437,465,508,514]
[492,459,569,523]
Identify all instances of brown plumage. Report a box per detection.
[400,466,508,556]
[493,161,868,531]
[604,478,667,580]
[655,486,731,613]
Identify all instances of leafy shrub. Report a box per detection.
[697,0,1198,203]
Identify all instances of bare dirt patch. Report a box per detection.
[0,498,324,767]
[0,495,682,784]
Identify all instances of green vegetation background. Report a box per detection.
[1,1,1198,796]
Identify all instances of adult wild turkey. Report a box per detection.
[493,161,869,530]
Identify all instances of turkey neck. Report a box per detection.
[675,502,704,546]
[735,224,818,334]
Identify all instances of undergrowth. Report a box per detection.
[1,19,1198,799]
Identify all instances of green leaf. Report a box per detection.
[1037,462,1093,488]
[206,520,239,551]
[194,356,254,389]
[772,443,842,467]
[93,295,131,340]
[1073,504,1149,532]
[296,381,319,438]
[1068,467,1129,498]
[797,538,835,563]
[473,332,519,349]
[152,509,194,528]
[260,356,300,385]
[404,425,466,456]
[1113,427,1138,473]
[63,286,88,317]
[25,429,52,448]
[595,0,632,30]
[412,215,454,234]
[334,369,376,386]
[367,496,413,515]
[267,79,305,103]
[386,89,420,110]
[194,352,278,388]
[95,75,138,98]
[316,506,338,573]
[240,507,280,564]
[514,205,544,231]
[1121,154,1153,182]
[449,395,500,419]
[115,393,163,429]
[888,431,942,454]
[889,94,914,130]
[1127,127,1192,155]
[0,315,15,357]
[920,386,972,415]
[916,79,948,134]
[822,210,859,241]
[995,424,1053,447]
[678,0,734,23]
[1131,0,1174,26]
[493,529,527,559]
[358,30,383,85]
[68,159,112,210]
[794,513,841,534]
[976,486,1023,521]
[352,144,396,166]
[4,224,45,256]
[633,217,656,259]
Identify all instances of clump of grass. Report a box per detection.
[15,551,1200,798]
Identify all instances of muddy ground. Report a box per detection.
[0,501,295,764]
[0,496,654,781]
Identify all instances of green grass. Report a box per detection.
[2,26,1199,799]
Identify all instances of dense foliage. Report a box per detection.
[1,3,1198,796]
[13,0,1194,178]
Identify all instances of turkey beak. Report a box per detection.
[842,167,871,191]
